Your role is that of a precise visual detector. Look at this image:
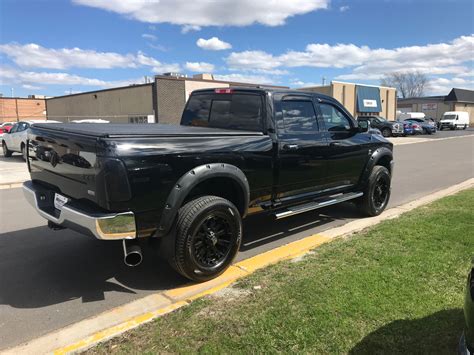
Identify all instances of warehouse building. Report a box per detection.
[0,96,46,123]
[298,81,397,120]
[398,88,474,125]
[46,74,288,124]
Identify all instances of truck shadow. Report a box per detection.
[349,309,464,354]
[0,202,361,310]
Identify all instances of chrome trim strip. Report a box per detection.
[275,192,363,219]
[22,182,136,240]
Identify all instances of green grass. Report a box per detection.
[89,189,474,354]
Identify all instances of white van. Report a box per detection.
[438,111,470,130]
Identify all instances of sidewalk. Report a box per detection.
[0,153,29,186]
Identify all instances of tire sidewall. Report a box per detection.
[382,128,391,137]
[178,198,242,281]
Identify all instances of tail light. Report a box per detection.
[215,88,234,94]
[0,128,4,133]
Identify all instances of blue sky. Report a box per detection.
[0,0,473,97]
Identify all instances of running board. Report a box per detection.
[274,192,363,219]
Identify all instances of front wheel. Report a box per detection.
[381,128,391,138]
[2,142,12,157]
[463,124,467,130]
[356,166,391,217]
[21,144,26,161]
[168,195,242,282]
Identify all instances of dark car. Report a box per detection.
[460,260,474,354]
[405,118,436,134]
[23,88,394,282]
[357,115,402,137]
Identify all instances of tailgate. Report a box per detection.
[27,126,109,208]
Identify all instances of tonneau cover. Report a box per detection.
[32,123,263,138]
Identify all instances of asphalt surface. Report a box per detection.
[1,133,473,350]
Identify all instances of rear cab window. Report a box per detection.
[181,91,264,132]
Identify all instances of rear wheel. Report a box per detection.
[166,195,242,282]
[21,144,26,161]
[2,141,12,157]
[356,166,391,217]
[463,124,467,130]
[381,128,391,137]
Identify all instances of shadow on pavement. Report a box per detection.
[349,309,464,354]
[0,202,361,310]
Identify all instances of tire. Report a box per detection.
[463,125,467,130]
[167,195,242,282]
[451,125,455,130]
[381,128,391,138]
[21,144,26,161]
[356,166,391,217]
[2,141,12,157]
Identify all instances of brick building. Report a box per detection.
[0,96,47,123]
[46,74,288,124]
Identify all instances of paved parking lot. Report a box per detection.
[0,134,473,350]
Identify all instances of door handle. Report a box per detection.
[283,144,299,151]
[330,142,343,147]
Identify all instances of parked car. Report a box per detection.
[460,260,473,354]
[396,120,415,135]
[404,118,437,134]
[23,88,394,282]
[2,120,60,160]
[439,111,470,130]
[357,115,402,137]
[0,122,14,138]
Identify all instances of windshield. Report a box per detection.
[443,114,457,120]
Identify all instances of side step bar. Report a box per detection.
[274,192,363,219]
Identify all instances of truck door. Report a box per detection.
[316,101,368,189]
[275,94,328,199]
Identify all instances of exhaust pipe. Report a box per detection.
[122,239,143,267]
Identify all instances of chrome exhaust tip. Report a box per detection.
[122,239,143,267]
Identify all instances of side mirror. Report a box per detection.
[357,120,369,132]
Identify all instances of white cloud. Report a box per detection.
[197,37,232,51]
[0,65,145,88]
[290,79,321,88]
[181,25,201,34]
[185,62,215,73]
[22,84,43,90]
[226,35,474,82]
[339,5,349,12]
[142,33,157,41]
[427,76,474,95]
[0,43,180,71]
[73,0,329,27]
[213,73,276,85]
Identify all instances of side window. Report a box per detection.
[281,101,318,133]
[318,104,352,132]
[10,123,19,133]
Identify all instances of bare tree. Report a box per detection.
[380,71,429,98]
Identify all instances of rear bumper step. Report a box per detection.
[274,192,363,219]
[23,181,136,240]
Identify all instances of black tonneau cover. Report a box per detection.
[32,123,263,138]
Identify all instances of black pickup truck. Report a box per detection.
[23,88,394,281]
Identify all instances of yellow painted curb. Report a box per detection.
[52,234,329,354]
[54,301,188,355]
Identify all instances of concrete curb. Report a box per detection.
[0,182,24,190]
[3,178,474,355]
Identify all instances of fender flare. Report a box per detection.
[156,163,250,237]
[360,147,394,187]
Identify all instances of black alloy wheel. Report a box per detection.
[356,165,391,217]
[168,195,242,282]
[191,212,234,269]
[372,175,390,210]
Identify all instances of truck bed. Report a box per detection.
[33,123,264,138]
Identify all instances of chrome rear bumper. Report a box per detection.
[23,181,136,240]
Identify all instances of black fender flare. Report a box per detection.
[156,163,250,237]
[359,147,394,187]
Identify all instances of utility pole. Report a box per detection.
[322,77,326,86]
